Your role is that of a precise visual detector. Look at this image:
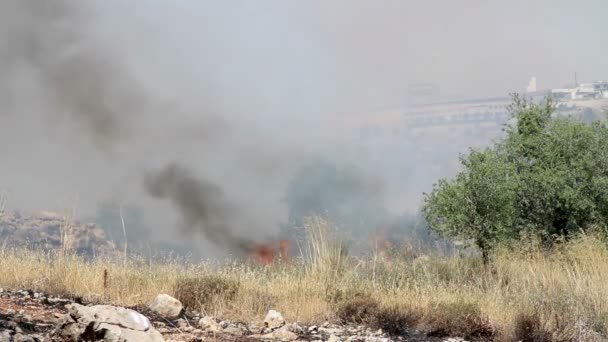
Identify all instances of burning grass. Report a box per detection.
[2,217,608,341]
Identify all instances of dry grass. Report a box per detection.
[2,217,608,341]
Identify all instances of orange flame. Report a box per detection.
[250,240,291,265]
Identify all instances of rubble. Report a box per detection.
[0,289,468,341]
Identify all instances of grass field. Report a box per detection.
[1,216,607,341]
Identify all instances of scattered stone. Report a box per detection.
[262,328,298,341]
[0,331,11,342]
[13,333,37,342]
[223,325,244,336]
[328,334,341,342]
[198,316,221,332]
[0,286,467,341]
[50,303,164,341]
[364,337,389,342]
[264,310,286,330]
[149,294,183,319]
[249,323,263,334]
[320,327,345,336]
[290,323,305,335]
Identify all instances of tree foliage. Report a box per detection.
[422,94,608,256]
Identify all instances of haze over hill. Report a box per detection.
[0,0,607,258]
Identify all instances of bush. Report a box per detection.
[511,311,552,342]
[423,93,608,258]
[335,293,380,325]
[372,305,416,336]
[335,292,415,335]
[420,301,494,339]
[173,274,239,310]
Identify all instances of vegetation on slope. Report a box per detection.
[423,94,608,259]
[2,94,608,341]
[2,217,608,341]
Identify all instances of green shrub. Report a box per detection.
[423,93,608,259]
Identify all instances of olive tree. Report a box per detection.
[422,94,608,259]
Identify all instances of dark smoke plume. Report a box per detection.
[0,0,142,149]
[143,163,257,255]
[0,0,260,256]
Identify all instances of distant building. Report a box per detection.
[407,83,440,105]
[551,80,608,100]
[526,77,537,93]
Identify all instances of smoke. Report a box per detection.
[0,0,248,253]
[0,1,145,151]
[0,0,477,257]
[143,163,259,255]
[4,1,600,258]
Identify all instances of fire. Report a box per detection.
[250,240,290,265]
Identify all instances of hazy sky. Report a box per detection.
[95,0,608,113]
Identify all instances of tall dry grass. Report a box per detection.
[1,216,608,341]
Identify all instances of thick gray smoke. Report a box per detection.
[143,163,260,255]
[2,1,605,258]
[0,0,143,151]
[0,0,255,254]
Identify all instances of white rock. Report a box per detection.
[51,303,164,342]
[320,327,344,336]
[364,338,389,342]
[223,325,244,336]
[148,294,183,319]
[175,318,188,329]
[264,310,286,330]
[262,328,298,341]
[328,334,341,342]
[199,316,221,333]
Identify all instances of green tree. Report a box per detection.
[422,93,608,260]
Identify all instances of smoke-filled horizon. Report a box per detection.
[1,0,606,257]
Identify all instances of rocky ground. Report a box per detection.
[0,210,116,257]
[0,209,475,341]
[0,288,472,342]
